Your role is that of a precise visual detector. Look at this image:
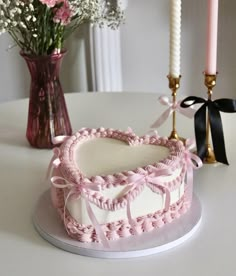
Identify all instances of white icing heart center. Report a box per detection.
[75,138,169,177]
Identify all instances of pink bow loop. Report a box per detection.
[185,139,203,169]
[52,135,70,145]
[46,147,61,181]
[159,95,172,106]
[51,176,74,190]
[151,95,196,129]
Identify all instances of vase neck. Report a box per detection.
[21,52,65,81]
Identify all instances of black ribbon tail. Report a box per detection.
[208,103,229,165]
[181,96,235,165]
[194,104,207,161]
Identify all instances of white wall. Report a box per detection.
[121,0,236,98]
[1,0,236,102]
[0,27,89,102]
[0,34,29,101]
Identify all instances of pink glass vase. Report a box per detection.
[21,50,72,148]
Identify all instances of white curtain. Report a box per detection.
[89,0,128,92]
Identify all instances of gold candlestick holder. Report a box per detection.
[204,74,217,164]
[168,75,183,141]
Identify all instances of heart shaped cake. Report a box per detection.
[49,128,201,245]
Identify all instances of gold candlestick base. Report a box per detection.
[169,130,180,140]
[169,130,185,143]
[204,144,217,164]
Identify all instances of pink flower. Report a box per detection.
[53,0,72,26]
[39,0,58,8]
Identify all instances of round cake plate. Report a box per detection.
[33,190,202,259]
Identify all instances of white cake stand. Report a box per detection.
[33,190,202,259]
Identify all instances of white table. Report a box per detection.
[0,92,235,276]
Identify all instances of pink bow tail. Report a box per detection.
[184,139,203,205]
[151,108,173,129]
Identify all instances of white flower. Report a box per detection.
[26,15,31,21]
[0,0,124,55]
[19,22,26,29]
[29,4,34,11]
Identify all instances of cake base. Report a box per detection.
[33,190,202,259]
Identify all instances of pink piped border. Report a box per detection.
[54,189,189,243]
[51,128,188,243]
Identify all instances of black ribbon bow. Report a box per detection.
[180,96,236,165]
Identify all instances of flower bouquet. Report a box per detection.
[0,0,124,148]
[0,0,124,55]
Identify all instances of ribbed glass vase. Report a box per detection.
[21,50,72,148]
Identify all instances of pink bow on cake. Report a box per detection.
[183,139,203,205]
[51,176,110,248]
[122,167,173,230]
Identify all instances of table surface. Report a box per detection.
[0,92,235,276]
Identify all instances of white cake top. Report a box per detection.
[75,138,169,177]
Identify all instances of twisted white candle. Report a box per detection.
[169,0,182,78]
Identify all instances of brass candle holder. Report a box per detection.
[204,74,217,164]
[168,75,183,141]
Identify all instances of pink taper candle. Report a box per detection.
[206,0,219,75]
